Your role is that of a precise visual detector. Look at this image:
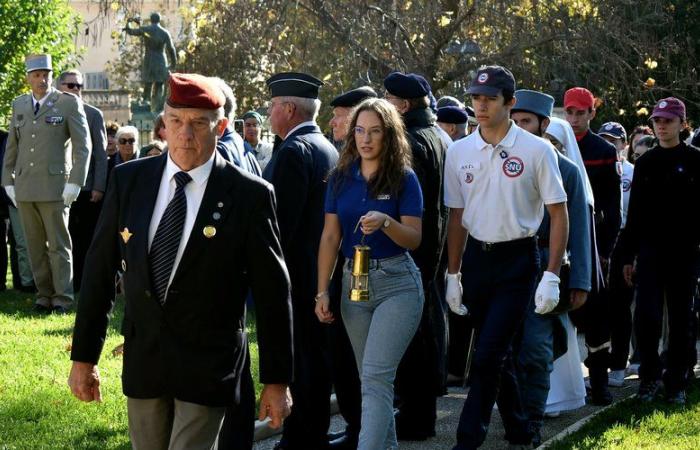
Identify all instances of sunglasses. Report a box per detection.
[61,82,83,90]
[119,138,136,145]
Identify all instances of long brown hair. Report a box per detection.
[334,98,412,197]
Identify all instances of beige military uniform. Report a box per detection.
[1,87,91,307]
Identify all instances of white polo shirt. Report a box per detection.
[444,121,567,243]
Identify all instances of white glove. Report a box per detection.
[534,271,560,314]
[446,272,468,316]
[4,186,16,207]
[62,183,81,207]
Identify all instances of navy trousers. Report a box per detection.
[453,237,539,449]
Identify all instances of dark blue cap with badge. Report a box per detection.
[512,90,554,119]
[266,72,323,99]
[330,86,378,108]
[383,72,430,99]
[466,65,516,97]
[437,106,468,124]
[598,122,627,141]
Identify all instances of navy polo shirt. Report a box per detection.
[325,162,423,259]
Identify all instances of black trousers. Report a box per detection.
[329,253,361,439]
[68,190,103,291]
[609,243,635,370]
[280,301,332,450]
[0,204,8,290]
[217,352,255,450]
[454,237,539,449]
[635,247,699,394]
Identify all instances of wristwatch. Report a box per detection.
[383,215,391,229]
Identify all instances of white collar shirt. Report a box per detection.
[148,151,215,290]
[620,158,634,228]
[284,120,316,140]
[32,91,51,111]
[444,121,567,243]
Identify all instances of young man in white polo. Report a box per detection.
[444,66,568,449]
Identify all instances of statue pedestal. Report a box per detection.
[130,101,155,147]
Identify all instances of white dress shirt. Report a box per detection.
[148,151,215,289]
[284,120,316,139]
[32,91,50,112]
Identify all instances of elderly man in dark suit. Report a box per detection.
[263,72,338,450]
[58,69,108,292]
[68,73,294,449]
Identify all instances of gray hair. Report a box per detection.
[437,95,464,109]
[115,125,139,148]
[278,96,321,121]
[58,69,83,84]
[209,76,236,120]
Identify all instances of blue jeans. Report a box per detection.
[341,253,424,450]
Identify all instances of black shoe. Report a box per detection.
[588,387,613,406]
[272,442,287,450]
[19,283,37,293]
[32,303,51,313]
[52,305,71,315]
[666,390,687,405]
[637,379,661,402]
[329,434,358,450]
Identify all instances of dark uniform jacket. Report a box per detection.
[577,130,621,258]
[403,108,448,285]
[619,142,700,263]
[262,124,338,312]
[82,103,108,193]
[71,152,293,407]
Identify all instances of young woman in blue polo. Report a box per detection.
[315,98,424,450]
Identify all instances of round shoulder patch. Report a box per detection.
[502,156,525,178]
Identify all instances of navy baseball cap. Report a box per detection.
[437,106,468,124]
[383,72,430,99]
[598,122,627,141]
[466,66,516,97]
[512,90,554,119]
[330,86,377,108]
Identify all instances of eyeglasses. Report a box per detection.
[61,82,83,90]
[119,138,136,145]
[354,127,383,140]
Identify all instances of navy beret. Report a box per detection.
[383,72,430,99]
[330,86,378,108]
[266,72,323,99]
[437,106,468,124]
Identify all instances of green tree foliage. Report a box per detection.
[0,0,81,126]
[105,0,700,129]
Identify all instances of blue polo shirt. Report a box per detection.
[325,162,423,259]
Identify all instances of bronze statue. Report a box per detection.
[124,12,177,112]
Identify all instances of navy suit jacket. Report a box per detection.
[71,152,293,406]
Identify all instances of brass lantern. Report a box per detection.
[350,244,370,302]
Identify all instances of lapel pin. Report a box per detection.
[203,225,217,238]
[120,227,133,244]
[121,259,127,271]
[217,201,224,208]
[213,212,221,221]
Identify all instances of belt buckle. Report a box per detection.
[482,241,494,251]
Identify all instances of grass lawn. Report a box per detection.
[0,286,261,449]
[548,380,700,449]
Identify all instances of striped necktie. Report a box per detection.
[149,171,192,304]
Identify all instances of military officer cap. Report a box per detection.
[512,89,554,119]
[383,72,430,99]
[242,111,264,124]
[25,54,52,73]
[167,73,225,109]
[266,72,323,99]
[598,122,627,141]
[437,106,468,124]
[330,86,377,108]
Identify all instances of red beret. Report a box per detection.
[167,73,225,110]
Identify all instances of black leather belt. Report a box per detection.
[468,235,537,252]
